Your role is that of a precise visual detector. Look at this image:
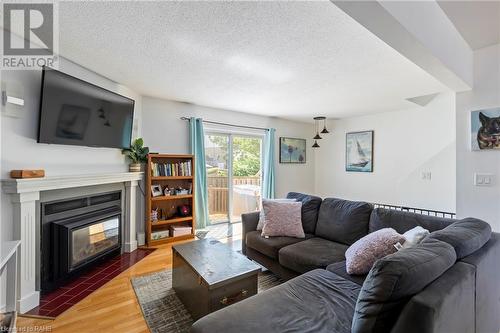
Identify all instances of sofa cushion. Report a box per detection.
[286,192,323,234]
[352,238,456,333]
[191,269,361,333]
[345,228,405,275]
[245,230,313,259]
[424,217,492,259]
[326,261,367,286]
[278,237,348,273]
[315,198,373,245]
[369,208,454,234]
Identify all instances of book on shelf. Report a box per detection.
[150,161,192,177]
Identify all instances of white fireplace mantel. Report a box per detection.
[2,172,144,313]
[2,172,144,193]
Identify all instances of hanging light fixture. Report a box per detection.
[313,117,322,140]
[312,116,330,148]
[312,117,321,148]
[320,116,330,134]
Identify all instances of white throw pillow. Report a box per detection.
[402,226,430,249]
[256,198,296,230]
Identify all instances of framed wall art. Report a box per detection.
[346,131,373,172]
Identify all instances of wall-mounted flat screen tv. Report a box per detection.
[38,67,135,149]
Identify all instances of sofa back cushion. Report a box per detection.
[351,238,456,333]
[286,192,323,234]
[424,217,491,259]
[369,208,454,234]
[315,198,373,245]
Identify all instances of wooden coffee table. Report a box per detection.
[172,238,261,320]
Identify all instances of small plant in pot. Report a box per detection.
[122,138,149,172]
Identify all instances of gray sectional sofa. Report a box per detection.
[192,193,500,333]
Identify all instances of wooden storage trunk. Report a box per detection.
[172,239,260,320]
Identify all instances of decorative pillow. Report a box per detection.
[261,201,304,238]
[257,198,296,230]
[345,228,405,275]
[401,226,429,249]
[352,239,456,333]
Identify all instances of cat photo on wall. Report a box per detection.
[471,108,500,151]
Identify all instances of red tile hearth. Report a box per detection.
[26,248,155,318]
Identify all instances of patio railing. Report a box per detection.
[207,176,261,214]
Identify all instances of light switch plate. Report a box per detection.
[421,171,432,180]
[474,173,494,186]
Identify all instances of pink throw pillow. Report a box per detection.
[257,198,297,231]
[345,228,405,275]
[261,201,304,238]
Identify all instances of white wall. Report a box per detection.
[0,58,142,310]
[141,97,315,199]
[0,58,142,242]
[315,92,456,212]
[456,43,500,230]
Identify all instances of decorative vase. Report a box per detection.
[129,163,141,172]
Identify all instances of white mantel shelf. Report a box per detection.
[2,172,144,194]
[2,172,144,313]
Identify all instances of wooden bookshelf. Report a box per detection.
[146,154,195,246]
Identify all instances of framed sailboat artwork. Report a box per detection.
[346,131,373,172]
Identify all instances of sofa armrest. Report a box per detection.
[241,211,260,255]
[391,262,475,333]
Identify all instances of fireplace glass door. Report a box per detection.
[71,216,120,268]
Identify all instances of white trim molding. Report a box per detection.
[1,172,144,313]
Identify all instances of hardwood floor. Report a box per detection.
[17,238,239,332]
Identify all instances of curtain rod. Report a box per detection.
[180,117,269,131]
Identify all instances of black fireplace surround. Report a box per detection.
[41,191,122,292]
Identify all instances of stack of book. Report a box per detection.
[151,161,192,177]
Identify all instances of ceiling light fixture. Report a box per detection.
[312,116,330,148]
[314,116,330,134]
[313,117,322,140]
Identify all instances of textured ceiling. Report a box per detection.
[438,1,500,50]
[58,1,449,121]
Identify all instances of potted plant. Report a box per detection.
[122,138,149,172]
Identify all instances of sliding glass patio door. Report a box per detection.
[205,133,262,224]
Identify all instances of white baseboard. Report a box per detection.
[124,240,138,253]
[18,291,40,313]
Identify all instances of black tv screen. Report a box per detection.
[38,67,135,149]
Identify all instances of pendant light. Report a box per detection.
[312,116,330,148]
[312,117,321,148]
[320,117,329,134]
[313,117,322,140]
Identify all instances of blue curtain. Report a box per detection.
[262,128,276,199]
[189,118,209,229]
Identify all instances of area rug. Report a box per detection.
[131,269,282,333]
